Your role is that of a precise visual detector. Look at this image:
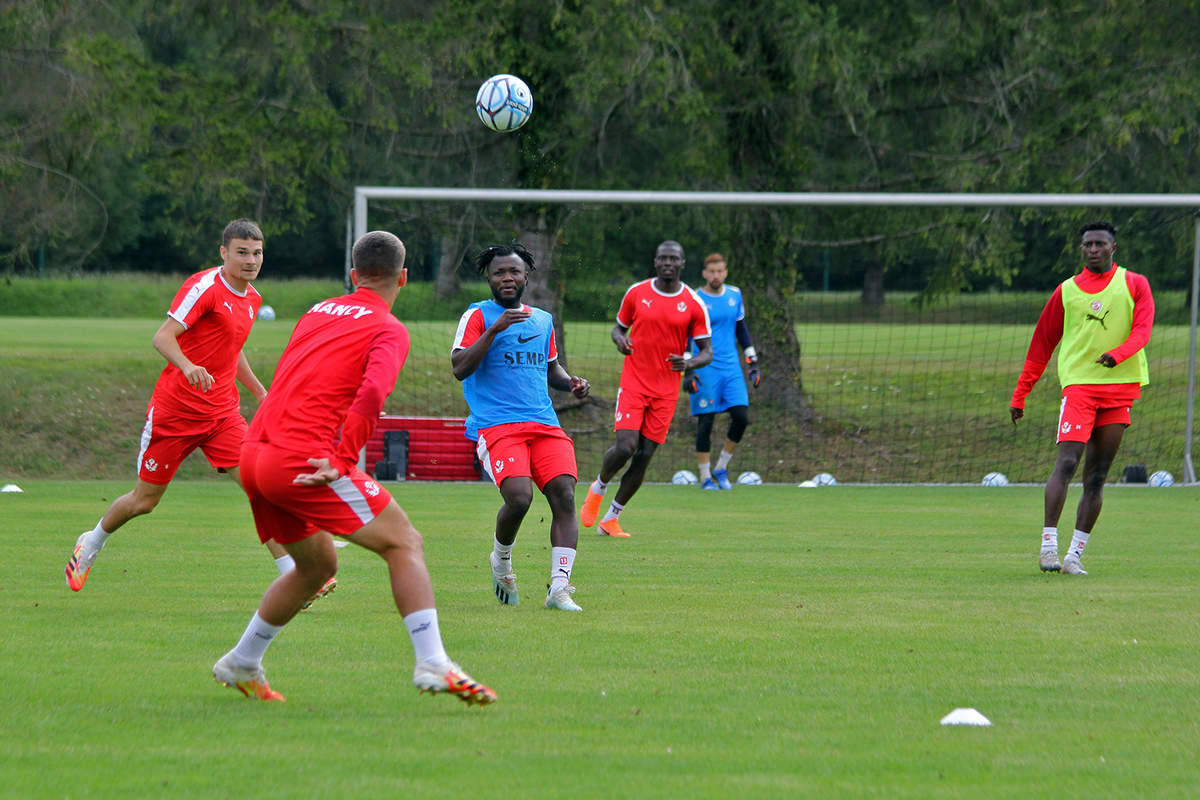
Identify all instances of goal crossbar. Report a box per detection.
[351,186,1200,483]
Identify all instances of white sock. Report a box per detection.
[550,547,576,591]
[1041,527,1058,554]
[404,608,449,667]
[492,535,513,573]
[698,463,712,482]
[230,611,285,667]
[600,500,625,524]
[274,554,296,575]
[715,450,733,471]
[590,478,608,496]
[87,520,114,550]
[1067,529,1090,560]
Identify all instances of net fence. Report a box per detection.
[364,190,1200,485]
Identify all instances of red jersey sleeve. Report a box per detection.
[548,327,559,362]
[337,322,411,463]
[451,307,486,351]
[1108,271,1154,364]
[688,291,712,340]
[616,284,639,328]
[168,272,217,329]
[1011,285,1064,409]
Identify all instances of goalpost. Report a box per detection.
[352,187,1200,484]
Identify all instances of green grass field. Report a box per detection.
[5,481,1199,798]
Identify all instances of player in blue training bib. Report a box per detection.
[451,244,591,611]
[682,252,761,490]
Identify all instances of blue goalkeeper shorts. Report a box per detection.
[688,363,749,416]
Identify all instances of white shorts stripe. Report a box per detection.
[476,434,497,485]
[136,407,155,474]
[328,475,376,525]
[1056,396,1069,442]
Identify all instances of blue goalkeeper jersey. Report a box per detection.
[693,285,744,370]
[452,300,560,440]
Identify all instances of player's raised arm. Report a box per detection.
[452,307,532,380]
[548,359,589,398]
[611,323,633,355]
[152,316,213,392]
[236,350,267,402]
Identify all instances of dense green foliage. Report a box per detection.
[4,1,1197,426]
[7,481,1200,797]
[4,1,1197,283]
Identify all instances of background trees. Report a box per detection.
[3,0,1198,404]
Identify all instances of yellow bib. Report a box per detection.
[1058,267,1148,388]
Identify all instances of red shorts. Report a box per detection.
[476,422,577,490]
[135,404,247,484]
[613,385,677,444]
[239,440,393,545]
[1056,386,1134,443]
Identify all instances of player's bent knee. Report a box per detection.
[500,479,534,513]
[543,478,577,515]
[727,405,750,441]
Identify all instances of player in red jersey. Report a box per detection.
[212,231,495,705]
[579,240,712,537]
[63,220,328,600]
[1010,221,1154,576]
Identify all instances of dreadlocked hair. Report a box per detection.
[477,243,536,275]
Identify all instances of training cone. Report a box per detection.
[940,708,991,726]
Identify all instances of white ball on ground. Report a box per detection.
[1148,470,1174,487]
[257,305,276,321]
[672,470,698,485]
[981,472,1009,487]
[813,472,837,486]
[736,471,763,485]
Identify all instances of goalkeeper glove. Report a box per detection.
[684,373,701,394]
[745,349,761,389]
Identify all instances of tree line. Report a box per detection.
[3,0,1198,408]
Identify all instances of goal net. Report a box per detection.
[355,188,1200,485]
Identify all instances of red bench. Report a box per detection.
[365,416,484,481]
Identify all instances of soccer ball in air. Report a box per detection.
[737,471,763,485]
[257,305,276,321]
[813,472,838,486]
[1148,470,1175,487]
[981,471,1009,487]
[672,470,698,485]
[475,74,533,132]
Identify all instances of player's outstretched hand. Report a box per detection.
[1010,406,1023,426]
[184,364,215,392]
[666,353,690,372]
[489,308,532,334]
[293,457,340,486]
[613,332,633,355]
[569,376,590,399]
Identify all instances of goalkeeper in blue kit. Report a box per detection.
[682,253,760,490]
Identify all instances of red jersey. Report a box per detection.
[1011,265,1154,409]
[247,287,410,469]
[150,267,261,420]
[615,279,712,398]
